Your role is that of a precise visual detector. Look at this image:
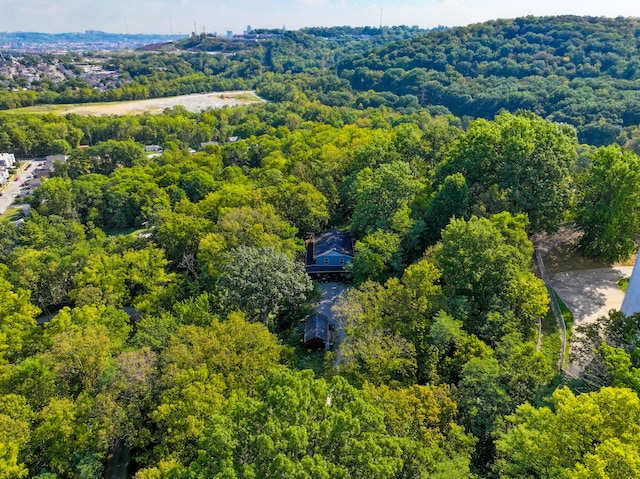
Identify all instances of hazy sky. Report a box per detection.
[1,0,639,34]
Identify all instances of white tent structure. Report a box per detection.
[621,255,640,316]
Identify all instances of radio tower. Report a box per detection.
[379,8,383,28]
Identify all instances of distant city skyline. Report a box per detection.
[1,0,639,34]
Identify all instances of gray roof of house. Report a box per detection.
[313,228,354,258]
[304,313,329,344]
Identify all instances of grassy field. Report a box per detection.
[619,277,630,292]
[104,226,149,237]
[553,290,574,370]
[4,104,70,114]
[540,308,562,366]
[0,207,23,221]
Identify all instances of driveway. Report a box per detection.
[315,282,347,358]
[549,266,633,374]
[549,267,632,328]
[316,282,346,330]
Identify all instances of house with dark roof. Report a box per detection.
[305,228,354,279]
[302,313,331,349]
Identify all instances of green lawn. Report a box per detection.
[3,103,71,114]
[619,277,630,292]
[0,207,23,221]
[539,291,574,371]
[104,226,148,237]
[553,290,574,370]
[540,308,562,366]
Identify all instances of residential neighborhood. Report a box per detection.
[0,54,121,92]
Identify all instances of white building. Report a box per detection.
[0,153,16,169]
[621,254,640,316]
[0,153,15,185]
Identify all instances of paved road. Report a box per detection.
[549,266,633,375]
[0,159,39,215]
[316,282,346,331]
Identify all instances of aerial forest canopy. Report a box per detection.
[5,16,640,146]
[3,14,640,479]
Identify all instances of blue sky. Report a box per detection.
[1,0,639,34]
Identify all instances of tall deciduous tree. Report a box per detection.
[349,230,403,284]
[0,269,39,364]
[495,387,640,478]
[421,172,470,248]
[577,145,640,262]
[350,161,422,237]
[442,112,577,232]
[435,213,548,343]
[143,369,474,479]
[216,246,312,328]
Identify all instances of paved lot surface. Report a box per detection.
[549,267,632,327]
[0,159,38,215]
[315,282,347,359]
[549,266,633,374]
[315,282,346,330]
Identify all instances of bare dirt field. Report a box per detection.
[533,223,636,274]
[8,91,263,116]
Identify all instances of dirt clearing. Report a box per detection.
[7,91,263,116]
[533,224,636,274]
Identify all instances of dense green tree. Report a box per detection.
[442,112,577,232]
[31,177,77,220]
[0,394,31,479]
[456,356,512,467]
[215,205,303,257]
[349,230,403,284]
[151,314,282,462]
[350,161,422,237]
[103,168,170,229]
[334,259,443,383]
[0,269,39,364]
[152,211,214,266]
[71,247,176,312]
[262,181,330,235]
[577,145,640,262]
[495,387,640,478]
[216,246,313,328]
[421,172,470,247]
[146,368,474,479]
[30,396,109,478]
[435,214,548,342]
